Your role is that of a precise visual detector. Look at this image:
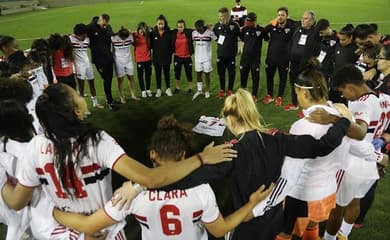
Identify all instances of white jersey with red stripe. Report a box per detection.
[281,105,350,201]
[69,35,91,67]
[17,131,124,213]
[192,29,217,63]
[349,93,384,141]
[104,184,220,240]
[252,104,377,216]
[111,35,134,66]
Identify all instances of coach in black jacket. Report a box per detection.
[87,14,116,109]
[213,7,241,97]
[285,10,320,110]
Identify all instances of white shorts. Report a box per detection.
[75,64,94,80]
[336,170,377,207]
[115,61,134,78]
[195,60,212,73]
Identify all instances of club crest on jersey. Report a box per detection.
[285,28,290,34]
[229,25,235,31]
[256,31,261,36]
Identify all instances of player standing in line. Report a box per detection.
[133,22,153,98]
[192,19,217,100]
[70,23,104,109]
[1,83,236,238]
[48,33,76,89]
[52,115,274,239]
[150,14,173,97]
[263,7,295,107]
[331,24,359,104]
[323,65,390,240]
[238,12,268,103]
[230,0,247,55]
[213,7,240,98]
[111,27,139,103]
[172,19,194,94]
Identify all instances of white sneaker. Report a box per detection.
[93,103,104,109]
[165,88,173,96]
[155,89,162,98]
[141,91,147,98]
[120,97,127,104]
[205,91,210,98]
[146,90,152,97]
[192,91,203,101]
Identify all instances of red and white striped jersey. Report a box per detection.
[111,35,134,65]
[16,131,125,214]
[104,184,220,240]
[69,35,91,67]
[349,93,384,141]
[192,30,217,63]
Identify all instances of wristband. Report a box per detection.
[196,153,204,166]
[133,183,146,193]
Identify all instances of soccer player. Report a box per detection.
[70,23,104,109]
[0,36,29,74]
[172,19,194,94]
[133,22,152,98]
[48,33,76,89]
[192,19,217,100]
[150,14,173,97]
[1,84,236,238]
[263,6,295,107]
[331,24,359,103]
[111,27,139,103]
[230,0,247,55]
[284,10,319,111]
[238,12,268,103]
[213,7,240,98]
[52,115,274,239]
[353,24,390,82]
[323,65,390,240]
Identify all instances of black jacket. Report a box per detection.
[239,24,269,63]
[87,23,114,65]
[150,27,173,65]
[289,25,320,72]
[171,28,194,56]
[213,20,240,57]
[264,19,296,64]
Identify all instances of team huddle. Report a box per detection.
[1,0,390,239]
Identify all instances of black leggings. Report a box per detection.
[137,61,152,91]
[95,63,114,103]
[265,60,288,97]
[217,56,236,91]
[174,56,192,82]
[240,62,260,97]
[154,63,170,89]
[57,74,76,89]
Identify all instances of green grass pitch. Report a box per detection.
[1,0,390,239]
